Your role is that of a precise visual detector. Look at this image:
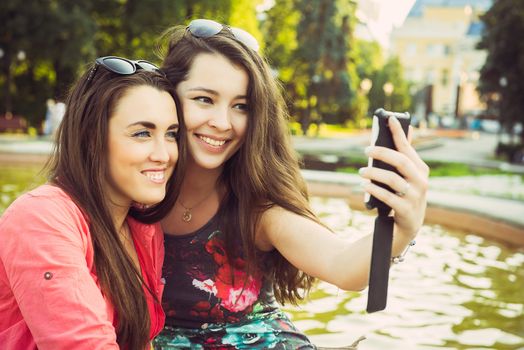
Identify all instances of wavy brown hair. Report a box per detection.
[159,25,325,305]
[46,65,185,349]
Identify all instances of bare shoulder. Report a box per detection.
[256,205,315,252]
[259,205,298,231]
[255,205,289,251]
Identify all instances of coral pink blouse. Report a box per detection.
[0,184,165,349]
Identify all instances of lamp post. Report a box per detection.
[17,50,26,61]
[359,78,373,127]
[383,82,394,110]
[360,78,372,94]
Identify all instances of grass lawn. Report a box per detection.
[336,159,519,177]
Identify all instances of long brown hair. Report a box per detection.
[46,65,185,349]
[159,25,324,305]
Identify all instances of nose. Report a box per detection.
[208,106,232,131]
[150,138,175,164]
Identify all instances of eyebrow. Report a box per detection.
[127,121,179,129]
[187,87,247,100]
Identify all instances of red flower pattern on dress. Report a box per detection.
[201,234,262,313]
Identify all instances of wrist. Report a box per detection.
[392,224,418,262]
[391,240,416,264]
[394,224,418,242]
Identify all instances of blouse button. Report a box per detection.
[44,272,53,280]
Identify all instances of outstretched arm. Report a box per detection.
[256,116,429,291]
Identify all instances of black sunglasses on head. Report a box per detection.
[187,19,260,52]
[87,56,165,82]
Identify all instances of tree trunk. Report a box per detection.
[2,47,13,114]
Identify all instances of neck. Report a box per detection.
[107,202,130,235]
[162,159,223,232]
[181,159,223,196]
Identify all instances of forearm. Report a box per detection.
[331,224,417,291]
[391,223,417,258]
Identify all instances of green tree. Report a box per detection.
[41,1,96,99]
[367,56,411,115]
[289,0,359,134]
[354,39,383,79]
[1,0,50,115]
[0,0,95,126]
[260,0,301,125]
[261,0,299,72]
[352,39,384,124]
[478,0,524,144]
[91,0,250,60]
[228,0,263,44]
[1,0,257,127]
[93,0,190,60]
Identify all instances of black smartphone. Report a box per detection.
[364,108,411,213]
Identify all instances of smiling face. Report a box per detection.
[106,85,179,208]
[176,53,249,172]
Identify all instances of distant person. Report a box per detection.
[43,99,66,137]
[51,100,66,135]
[43,98,55,136]
[0,56,185,349]
[153,19,429,349]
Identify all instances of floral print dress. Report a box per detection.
[154,216,315,349]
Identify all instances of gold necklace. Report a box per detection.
[178,191,215,223]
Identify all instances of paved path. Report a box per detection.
[293,129,524,173]
[0,135,54,155]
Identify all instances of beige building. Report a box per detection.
[390,1,491,124]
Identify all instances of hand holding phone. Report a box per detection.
[364,108,411,213]
[364,108,411,313]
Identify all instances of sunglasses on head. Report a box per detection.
[187,19,260,52]
[87,56,165,82]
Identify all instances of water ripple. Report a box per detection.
[284,197,524,349]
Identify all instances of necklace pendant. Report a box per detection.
[182,209,192,223]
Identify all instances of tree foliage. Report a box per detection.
[478,0,524,144]
[0,0,260,128]
[367,56,411,115]
[1,0,96,124]
[262,0,361,134]
[1,0,411,134]
[262,0,411,134]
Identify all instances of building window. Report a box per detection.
[404,68,413,81]
[427,44,444,57]
[441,69,449,86]
[425,69,436,84]
[406,43,417,56]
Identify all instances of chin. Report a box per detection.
[194,157,228,170]
[136,192,166,207]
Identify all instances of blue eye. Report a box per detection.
[234,103,249,112]
[132,130,151,138]
[166,130,179,140]
[193,96,213,104]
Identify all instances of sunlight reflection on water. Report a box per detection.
[284,197,524,350]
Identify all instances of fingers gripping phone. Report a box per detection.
[364,108,411,213]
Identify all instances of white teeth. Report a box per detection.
[199,136,226,147]
[145,171,165,182]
